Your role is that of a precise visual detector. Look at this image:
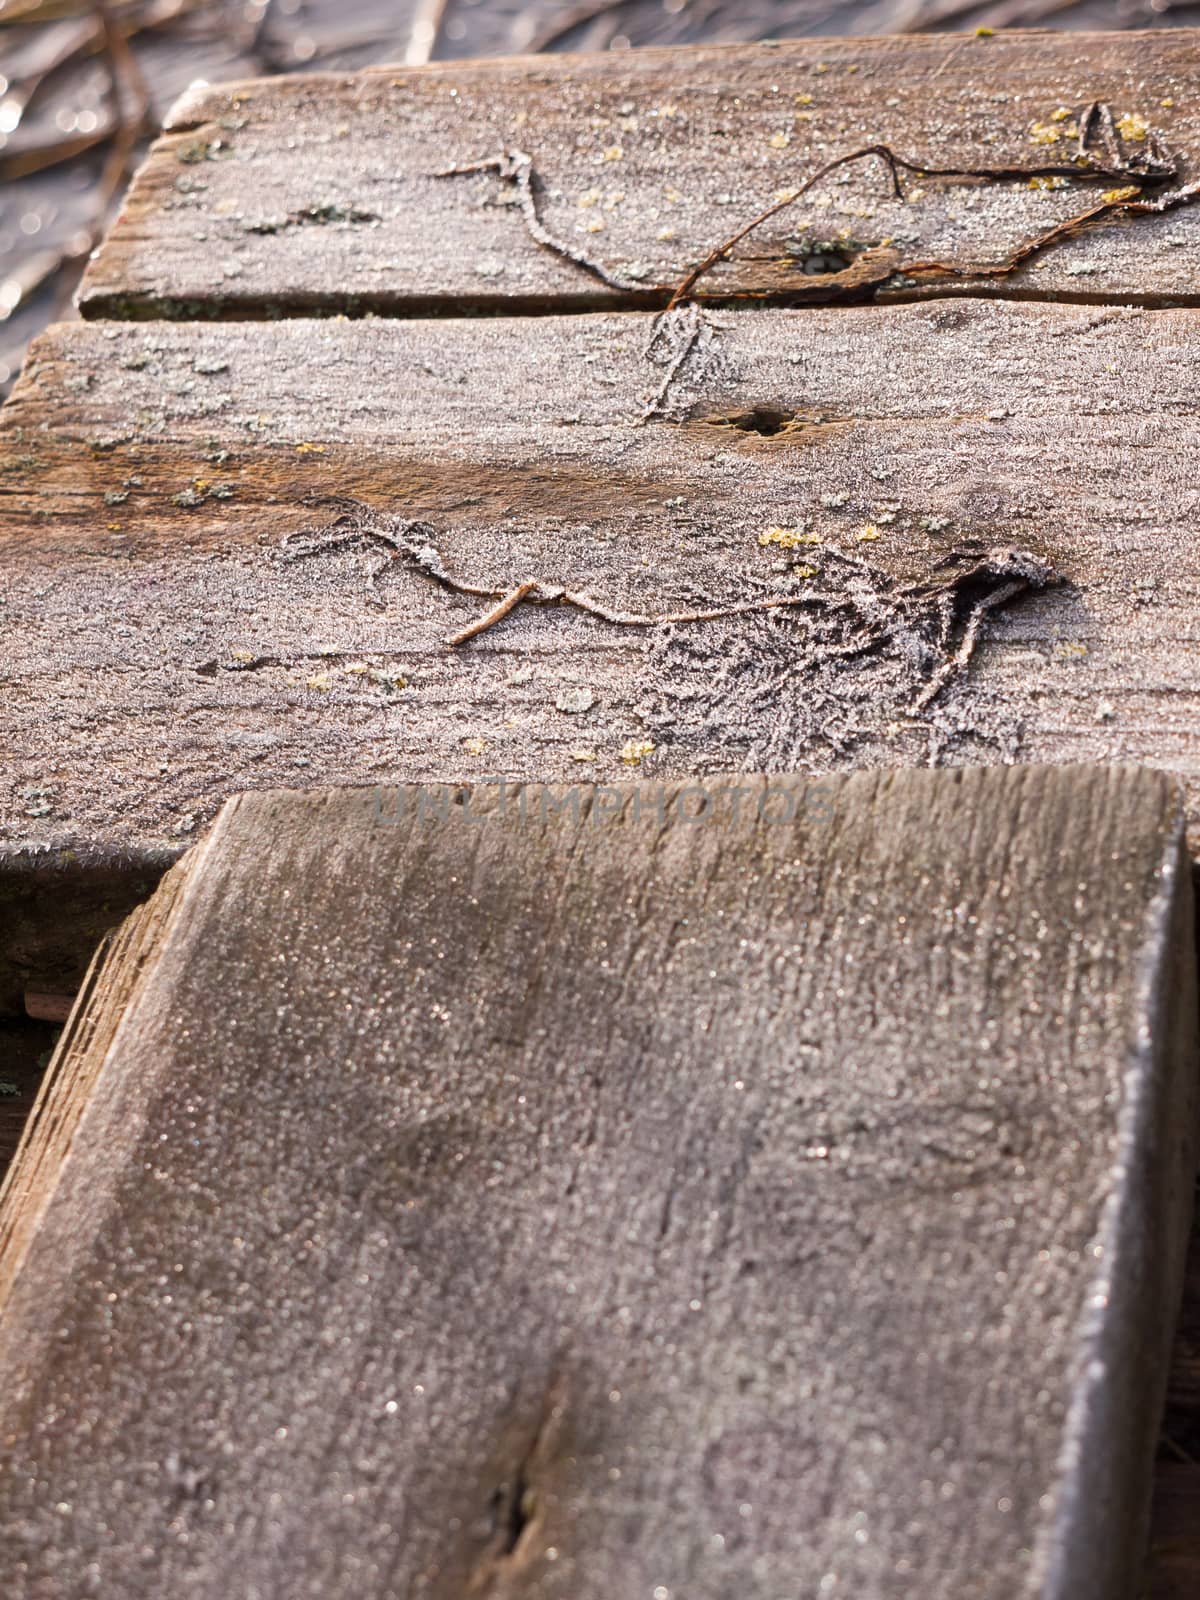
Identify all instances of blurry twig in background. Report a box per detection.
[406,0,450,62]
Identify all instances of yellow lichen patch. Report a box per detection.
[577,188,602,208]
[795,111,814,123]
[796,93,814,106]
[307,672,333,690]
[295,442,326,455]
[1028,121,1062,146]
[1051,106,1073,123]
[585,218,605,233]
[1116,111,1150,141]
[773,188,799,204]
[907,187,926,203]
[759,526,821,549]
[603,144,624,162]
[570,749,597,763]
[793,565,817,579]
[1102,185,1141,204]
[603,192,626,210]
[1028,175,1068,191]
[344,662,370,674]
[1161,98,1175,109]
[1054,641,1089,660]
[974,25,993,35]
[857,524,882,542]
[620,739,655,765]
[769,131,791,150]
[462,736,487,756]
[657,226,677,242]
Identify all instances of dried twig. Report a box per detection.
[527,0,641,52]
[668,105,1184,307]
[283,509,844,643]
[446,582,540,647]
[668,145,906,308]
[901,178,1200,287]
[434,149,652,293]
[641,301,715,420]
[281,504,1052,721]
[406,0,451,66]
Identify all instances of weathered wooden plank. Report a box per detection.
[0,765,1194,1599]
[4,301,1200,878]
[78,31,1200,320]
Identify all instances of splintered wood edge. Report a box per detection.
[1037,804,1199,1598]
[0,846,202,1309]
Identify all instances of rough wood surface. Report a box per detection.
[0,765,1195,1600]
[5,303,1200,863]
[79,32,1200,319]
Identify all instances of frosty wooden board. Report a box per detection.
[79,31,1200,318]
[0,766,1195,1599]
[5,302,1200,875]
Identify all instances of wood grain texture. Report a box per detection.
[79,31,1200,319]
[5,303,1200,863]
[0,765,1195,1600]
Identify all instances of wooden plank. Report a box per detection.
[78,31,1200,320]
[0,765,1195,1599]
[5,302,1200,872]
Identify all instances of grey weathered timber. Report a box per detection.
[79,31,1200,319]
[5,302,1200,880]
[0,765,1195,1600]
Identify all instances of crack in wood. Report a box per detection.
[469,1376,570,1596]
[433,105,1199,331]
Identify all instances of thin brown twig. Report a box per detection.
[667,107,1180,308]
[668,145,906,309]
[94,0,154,211]
[899,179,1200,287]
[447,582,540,646]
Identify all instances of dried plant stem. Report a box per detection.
[281,504,1052,716]
[435,150,646,292]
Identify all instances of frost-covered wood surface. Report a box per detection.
[4,302,1200,864]
[4,30,1200,1597]
[79,31,1200,318]
[0,768,1195,1600]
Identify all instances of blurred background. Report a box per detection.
[1,0,1197,395]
